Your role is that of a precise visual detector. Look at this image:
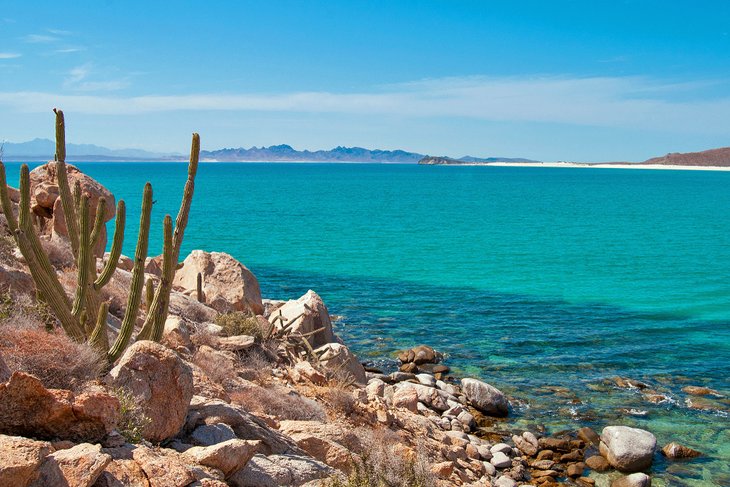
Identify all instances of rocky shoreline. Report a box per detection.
[0,161,716,487]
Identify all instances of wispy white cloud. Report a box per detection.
[23,33,59,43]
[55,47,85,54]
[63,63,129,92]
[0,53,21,59]
[0,75,728,135]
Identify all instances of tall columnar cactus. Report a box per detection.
[0,109,200,362]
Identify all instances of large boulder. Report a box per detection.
[130,445,196,487]
[0,372,119,442]
[30,443,111,487]
[183,439,261,477]
[174,250,263,314]
[0,435,53,487]
[228,453,335,487]
[600,426,656,472]
[270,290,335,347]
[29,162,115,257]
[105,341,194,442]
[460,378,509,417]
[314,343,366,385]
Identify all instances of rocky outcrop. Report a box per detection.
[30,443,111,487]
[174,250,263,314]
[29,161,115,257]
[105,341,194,442]
[0,372,119,442]
[600,426,656,472]
[314,343,366,385]
[0,435,53,487]
[270,290,335,347]
[460,378,509,417]
[183,439,261,478]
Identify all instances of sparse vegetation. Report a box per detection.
[113,387,152,443]
[230,384,327,421]
[216,310,263,338]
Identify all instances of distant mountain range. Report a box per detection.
[418,155,539,165]
[0,138,533,163]
[640,147,730,167]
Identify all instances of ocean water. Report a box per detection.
[7,162,730,485]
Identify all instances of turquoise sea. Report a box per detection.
[8,162,730,485]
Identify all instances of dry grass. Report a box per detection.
[0,323,104,391]
[230,384,326,421]
[40,238,75,269]
[324,428,436,487]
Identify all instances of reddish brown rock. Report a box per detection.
[585,454,611,472]
[0,435,54,487]
[682,385,722,397]
[183,439,260,478]
[567,462,586,478]
[174,250,263,314]
[0,352,10,382]
[269,290,335,347]
[577,427,600,446]
[131,446,195,487]
[0,372,119,442]
[105,341,193,442]
[30,443,111,487]
[661,442,702,459]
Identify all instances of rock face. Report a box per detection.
[314,343,367,385]
[174,250,263,314]
[183,439,261,477]
[29,161,116,257]
[30,443,111,487]
[270,290,336,347]
[460,378,509,417]
[600,426,656,472]
[0,372,119,442]
[0,435,53,487]
[105,341,194,442]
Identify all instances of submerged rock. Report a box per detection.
[611,472,652,487]
[661,442,702,459]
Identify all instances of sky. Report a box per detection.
[0,0,729,161]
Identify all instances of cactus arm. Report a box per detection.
[0,162,18,233]
[14,229,85,341]
[71,195,91,319]
[89,197,107,250]
[196,272,204,303]
[107,183,153,362]
[94,200,126,289]
[137,215,172,341]
[53,108,66,163]
[145,277,154,309]
[55,161,80,258]
[89,301,110,353]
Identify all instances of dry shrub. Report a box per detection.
[192,346,240,386]
[326,428,436,487]
[0,234,16,264]
[230,384,326,421]
[40,238,75,269]
[0,324,104,390]
[216,311,262,338]
[236,348,275,384]
[322,387,358,418]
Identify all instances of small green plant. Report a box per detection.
[113,388,152,443]
[0,289,14,320]
[216,310,263,338]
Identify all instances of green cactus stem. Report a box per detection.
[71,195,91,319]
[137,214,172,342]
[94,200,126,289]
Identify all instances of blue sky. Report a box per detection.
[0,0,729,161]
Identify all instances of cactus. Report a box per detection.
[196,272,203,303]
[0,108,200,362]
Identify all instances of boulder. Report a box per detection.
[460,378,509,417]
[661,442,702,459]
[395,382,457,412]
[174,250,263,314]
[292,361,326,386]
[191,423,238,446]
[397,345,441,365]
[0,435,53,487]
[600,426,656,472]
[0,372,119,442]
[490,451,512,469]
[314,343,366,385]
[392,386,419,412]
[611,472,652,487]
[162,315,194,350]
[93,458,149,487]
[30,162,115,257]
[187,397,305,456]
[269,290,335,347]
[585,454,610,471]
[228,453,334,487]
[512,431,538,456]
[105,341,194,442]
[183,439,261,477]
[131,445,196,487]
[30,443,111,487]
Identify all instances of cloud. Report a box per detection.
[0,53,21,59]
[0,75,728,135]
[55,47,85,53]
[23,34,59,43]
[63,63,129,92]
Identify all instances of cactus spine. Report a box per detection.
[0,109,199,362]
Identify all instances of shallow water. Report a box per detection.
[6,162,729,484]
